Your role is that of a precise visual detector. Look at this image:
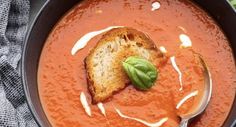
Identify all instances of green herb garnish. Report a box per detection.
[122,56,158,90]
[230,0,236,8]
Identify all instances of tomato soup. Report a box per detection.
[38,0,236,127]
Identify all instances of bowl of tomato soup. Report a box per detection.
[23,0,236,127]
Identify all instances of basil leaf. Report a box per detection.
[230,0,236,8]
[122,56,158,90]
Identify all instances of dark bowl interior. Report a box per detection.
[23,0,236,126]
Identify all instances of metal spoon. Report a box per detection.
[179,55,212,127]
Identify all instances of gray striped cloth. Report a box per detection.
[0,0,37,126]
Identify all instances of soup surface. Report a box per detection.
[38,0,236,127]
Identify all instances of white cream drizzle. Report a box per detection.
[178,26,187,33]
[71,26,124,55]
[80,92,92,116]
[176,90,198,109]
[151,2,161,11]
[179,34,192,48]
[97,102,106,116]
[170,56,183,91]
[159,46,167,53]
[115,108,168,127]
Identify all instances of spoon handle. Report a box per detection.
[180,119,189,127]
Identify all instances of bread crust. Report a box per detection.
[85,27,165,104]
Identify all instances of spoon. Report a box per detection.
[179,55,212,127]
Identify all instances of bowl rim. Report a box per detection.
[22,0,50,126]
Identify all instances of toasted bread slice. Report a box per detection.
[85,27,165,103]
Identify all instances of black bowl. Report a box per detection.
[22,0,236,126]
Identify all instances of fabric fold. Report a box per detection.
[0,0,37,126]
